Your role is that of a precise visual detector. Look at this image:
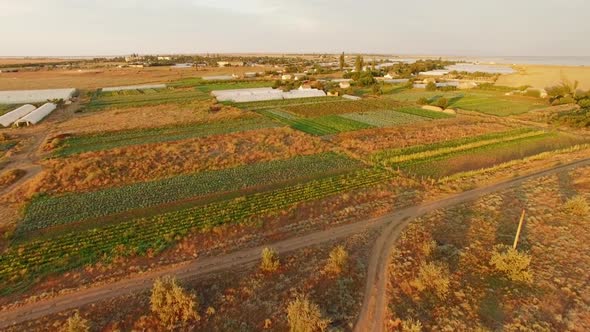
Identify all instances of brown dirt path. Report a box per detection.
[2,157,590,329]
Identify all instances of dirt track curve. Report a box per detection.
[1,157,590,329]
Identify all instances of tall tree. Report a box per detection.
[339,52,345,70]
[355,55,364,72]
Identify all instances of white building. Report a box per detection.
[0,88,77,104]
[0,104,36,127]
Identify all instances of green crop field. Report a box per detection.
[371,128,585,177]
[339,109,430,127]
[232,96,343,110]
[1,167,393,294]
[259,109,372,135]
[282,99,404,117]
[54,117,280,157]
[19,153,363,234]
[86,87,211,110]
[389,90,545,116]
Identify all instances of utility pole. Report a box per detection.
[513,209,526,249]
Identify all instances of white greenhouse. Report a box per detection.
[15,103,56,126]
[101,84,167,92]
[0,89,76,104]
[212,87,326,103]
[0,104,36,127]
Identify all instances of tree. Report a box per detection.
[286,294,331,332]
[425,82,437,91]
[401,318,423,332]
[354,55,364,72]
[339,52,345,71]
[490,245,532,283]
[60,312,90,332]
[435,97,449,109]
[261,247,280,272]
[151,276,200,329]
[324,245,348,275]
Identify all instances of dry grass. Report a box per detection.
[55,101,250,135]
[496,65,590,90]
[333,117,513,156]
[28,127,329,195]
[0,169,26,189]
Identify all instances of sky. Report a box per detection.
[1,0,589,57]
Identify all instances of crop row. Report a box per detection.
[0,168,393,293]
[232,96,341,110]
[259,109,372,136]
[20,153,363,234]
[372,128,548,167]
[54,117,279,157]
[282,99,404,117]
[339,109,429,127]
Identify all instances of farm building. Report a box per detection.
[383,78,409,84]
[212,87,326,103]
[0,88,76,104]
[339,82,351,89]
[0,104,36,127]
[101,84,166,92]
[15,102,56,126]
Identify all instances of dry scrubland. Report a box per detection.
[496,65,590,90]
[387,168,590,331]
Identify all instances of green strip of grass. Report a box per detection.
[258,109,372,136]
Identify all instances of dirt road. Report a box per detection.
[1,158,590,329]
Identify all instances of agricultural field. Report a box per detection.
[258,109,372,135]
[0,104,18,116]
[85,87,211,111]
[372,128,587,178]
[339,109,431,127]
[387,169,590,330]
[19,153,363,235]
[53,116,279,156]
[0,140,18,158]
[389,90,546,116]
[232,96,342,110]
[0,167,393,294]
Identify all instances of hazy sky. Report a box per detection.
[1,0,589,56]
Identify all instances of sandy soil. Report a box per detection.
[496,65,590,90]
[0,66,273,90]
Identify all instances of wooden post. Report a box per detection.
[513,209,526,249]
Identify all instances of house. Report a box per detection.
[339,82,351,89]
[299,84,312,90]
[157,56,171,61]
[327,91,339,97]
[384,74,395,79]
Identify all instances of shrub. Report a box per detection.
[490,245,532,283]
[59,312,90,332]
[564,195,589,216]
[434,97,449,109]
[411,262,450,299]
[417,97,429,105]
[425,82,437,91]
[286,294,331,332]
[261,247,280,272]
[401,318,423,332]
[150,276,200,329]
[324,245,348,275]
